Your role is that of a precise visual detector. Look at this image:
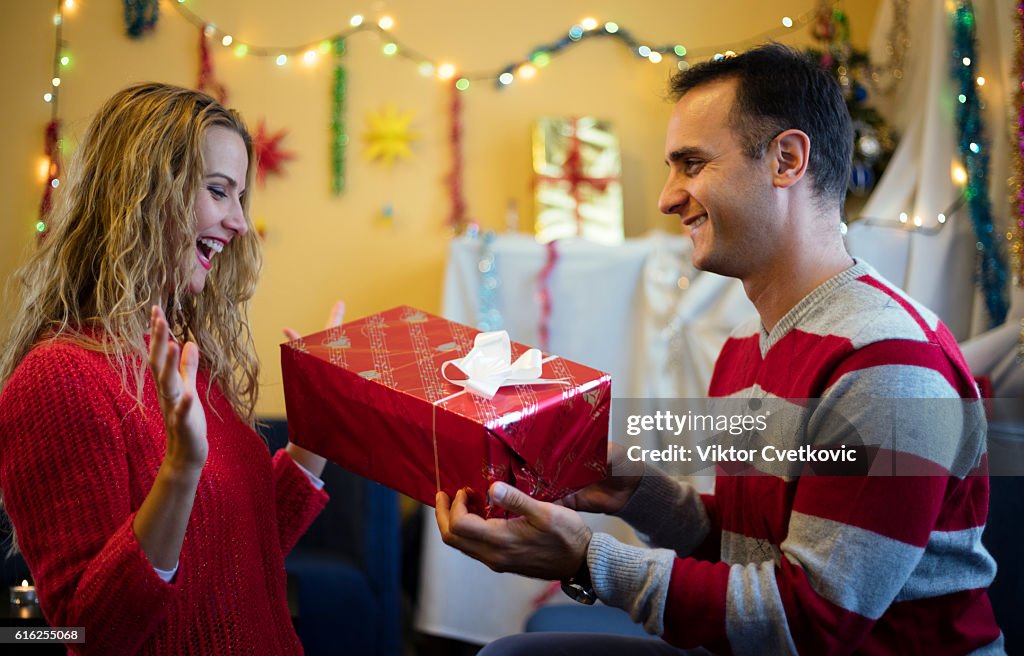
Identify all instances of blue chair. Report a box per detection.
[260,419,401,656]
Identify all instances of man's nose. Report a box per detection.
[658,175,688,215]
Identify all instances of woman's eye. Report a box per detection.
[208,186,227,199]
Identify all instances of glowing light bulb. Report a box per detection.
[43,92,53,102]
[350,14,364,26]
[674,45,686,57]
[899,212,908,224]
[203,24,215,37]
[53,14,62,26]
[969,142,980,154]
[318,41,332,54]
[976,76,985,86]
[51,179,60,188]
[725,50,737,57]
[64,0,75,9]
[234,44,249,57]
[568,25,584,40]
[913,215,923,227]
[378,16,394,30]
[604,22,619,33]
[499,72,514,85]
[437,63,456,80]
[638,46,651,57]
[677,61,690,71]
[518,64,536,79]
[957,94,967,104]
[36,221,47,233]
[951,162,968,185]
[276,54,287,66]
[418,62,435,77]
[937,214,947,224]
[52,77,61,87]
[649,52,662,63]
[382,42,398,56]
[962,56,971,66]
[38,158,50,180]
[581,17,598,30]
[782,16,793,28]
[222,35,233,46]
[303,50,317,64]
[455,78,470,91]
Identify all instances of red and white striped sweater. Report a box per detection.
[588,260,1003,655]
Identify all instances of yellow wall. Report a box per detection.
[1,0,878,415]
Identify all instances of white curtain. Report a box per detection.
[849,0,1022,399]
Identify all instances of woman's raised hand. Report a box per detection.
[148,305,208,472]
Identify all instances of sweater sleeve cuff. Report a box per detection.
[272,449,330,555]
[588,532,676,636]
[615,465,710,555]
[292,459,325,490]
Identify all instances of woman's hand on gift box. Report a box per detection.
[282,300,346,342]
[556,442,643,515]
[436,483,592,580]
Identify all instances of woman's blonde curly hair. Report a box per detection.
[0,82,262,423]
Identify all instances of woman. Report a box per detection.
[0,83,328,654]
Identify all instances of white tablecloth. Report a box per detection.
[415,233,756,643]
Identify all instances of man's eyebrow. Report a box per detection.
[205,172,238,188]
[665,147,706,165]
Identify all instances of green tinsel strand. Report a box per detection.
[331,38,347,195]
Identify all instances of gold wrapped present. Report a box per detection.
[533,117,624,245]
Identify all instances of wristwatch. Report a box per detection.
[560,558,597,605]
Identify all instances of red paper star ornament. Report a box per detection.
[252,119,295,187]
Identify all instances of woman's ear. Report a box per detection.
[769,129,810,190]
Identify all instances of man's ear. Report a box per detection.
[769,129,810,190]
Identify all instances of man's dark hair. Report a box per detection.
[669,42,853,207]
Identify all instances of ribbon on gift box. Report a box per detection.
[431,330,570,496]
[441,330,568,400]
[535,117,618,236]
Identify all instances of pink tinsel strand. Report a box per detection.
[537,240,559,351]
[448,80,466,230]
[197,26,228,104]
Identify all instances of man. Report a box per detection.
[436,43,1004,654]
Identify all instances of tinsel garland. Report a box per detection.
[448,79,467,229]
[537,240,559,351]
[1016,2,1024,363]
[197,26,228,103]
[123,0,159,39]
[331,38,347,195]
[1014,2,1024,285]
[951,1,1009,327]
[477,231,502,331]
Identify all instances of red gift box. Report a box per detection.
[280,306,610,516]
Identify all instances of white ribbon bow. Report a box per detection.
[441,330,566,400]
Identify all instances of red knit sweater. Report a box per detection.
[0,339,328,655]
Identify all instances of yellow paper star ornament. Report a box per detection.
[363,104,420,166]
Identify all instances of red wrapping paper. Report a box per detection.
[281,306,610,516]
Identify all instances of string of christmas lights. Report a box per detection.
[950,0,1009,328]
[37,0,75,237]
[167,0,819,91]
